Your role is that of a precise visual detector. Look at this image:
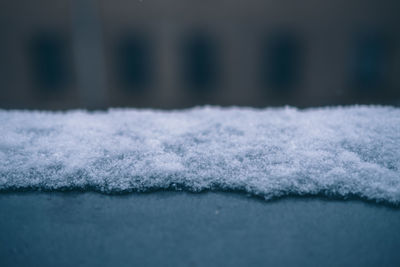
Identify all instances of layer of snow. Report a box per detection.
[1,106,399,203]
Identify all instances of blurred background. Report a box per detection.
[0,0,399,110]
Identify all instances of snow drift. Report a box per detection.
[1,106,399,203]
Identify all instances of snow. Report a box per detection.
[0,106,399,203]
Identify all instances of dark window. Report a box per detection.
[352,32,389,90]
[181,32,219,90]
[116,34,153,90]
[30,32,71,91]
[261,33,302,90]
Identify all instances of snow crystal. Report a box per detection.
[0,106,399,203]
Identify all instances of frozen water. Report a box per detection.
[0,106,399,203]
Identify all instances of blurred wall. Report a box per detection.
[0,0,399,109]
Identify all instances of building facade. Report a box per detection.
[1,0,399,109]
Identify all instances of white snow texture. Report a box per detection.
[0,106,399,203]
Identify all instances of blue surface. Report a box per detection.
[1,192,400,267]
